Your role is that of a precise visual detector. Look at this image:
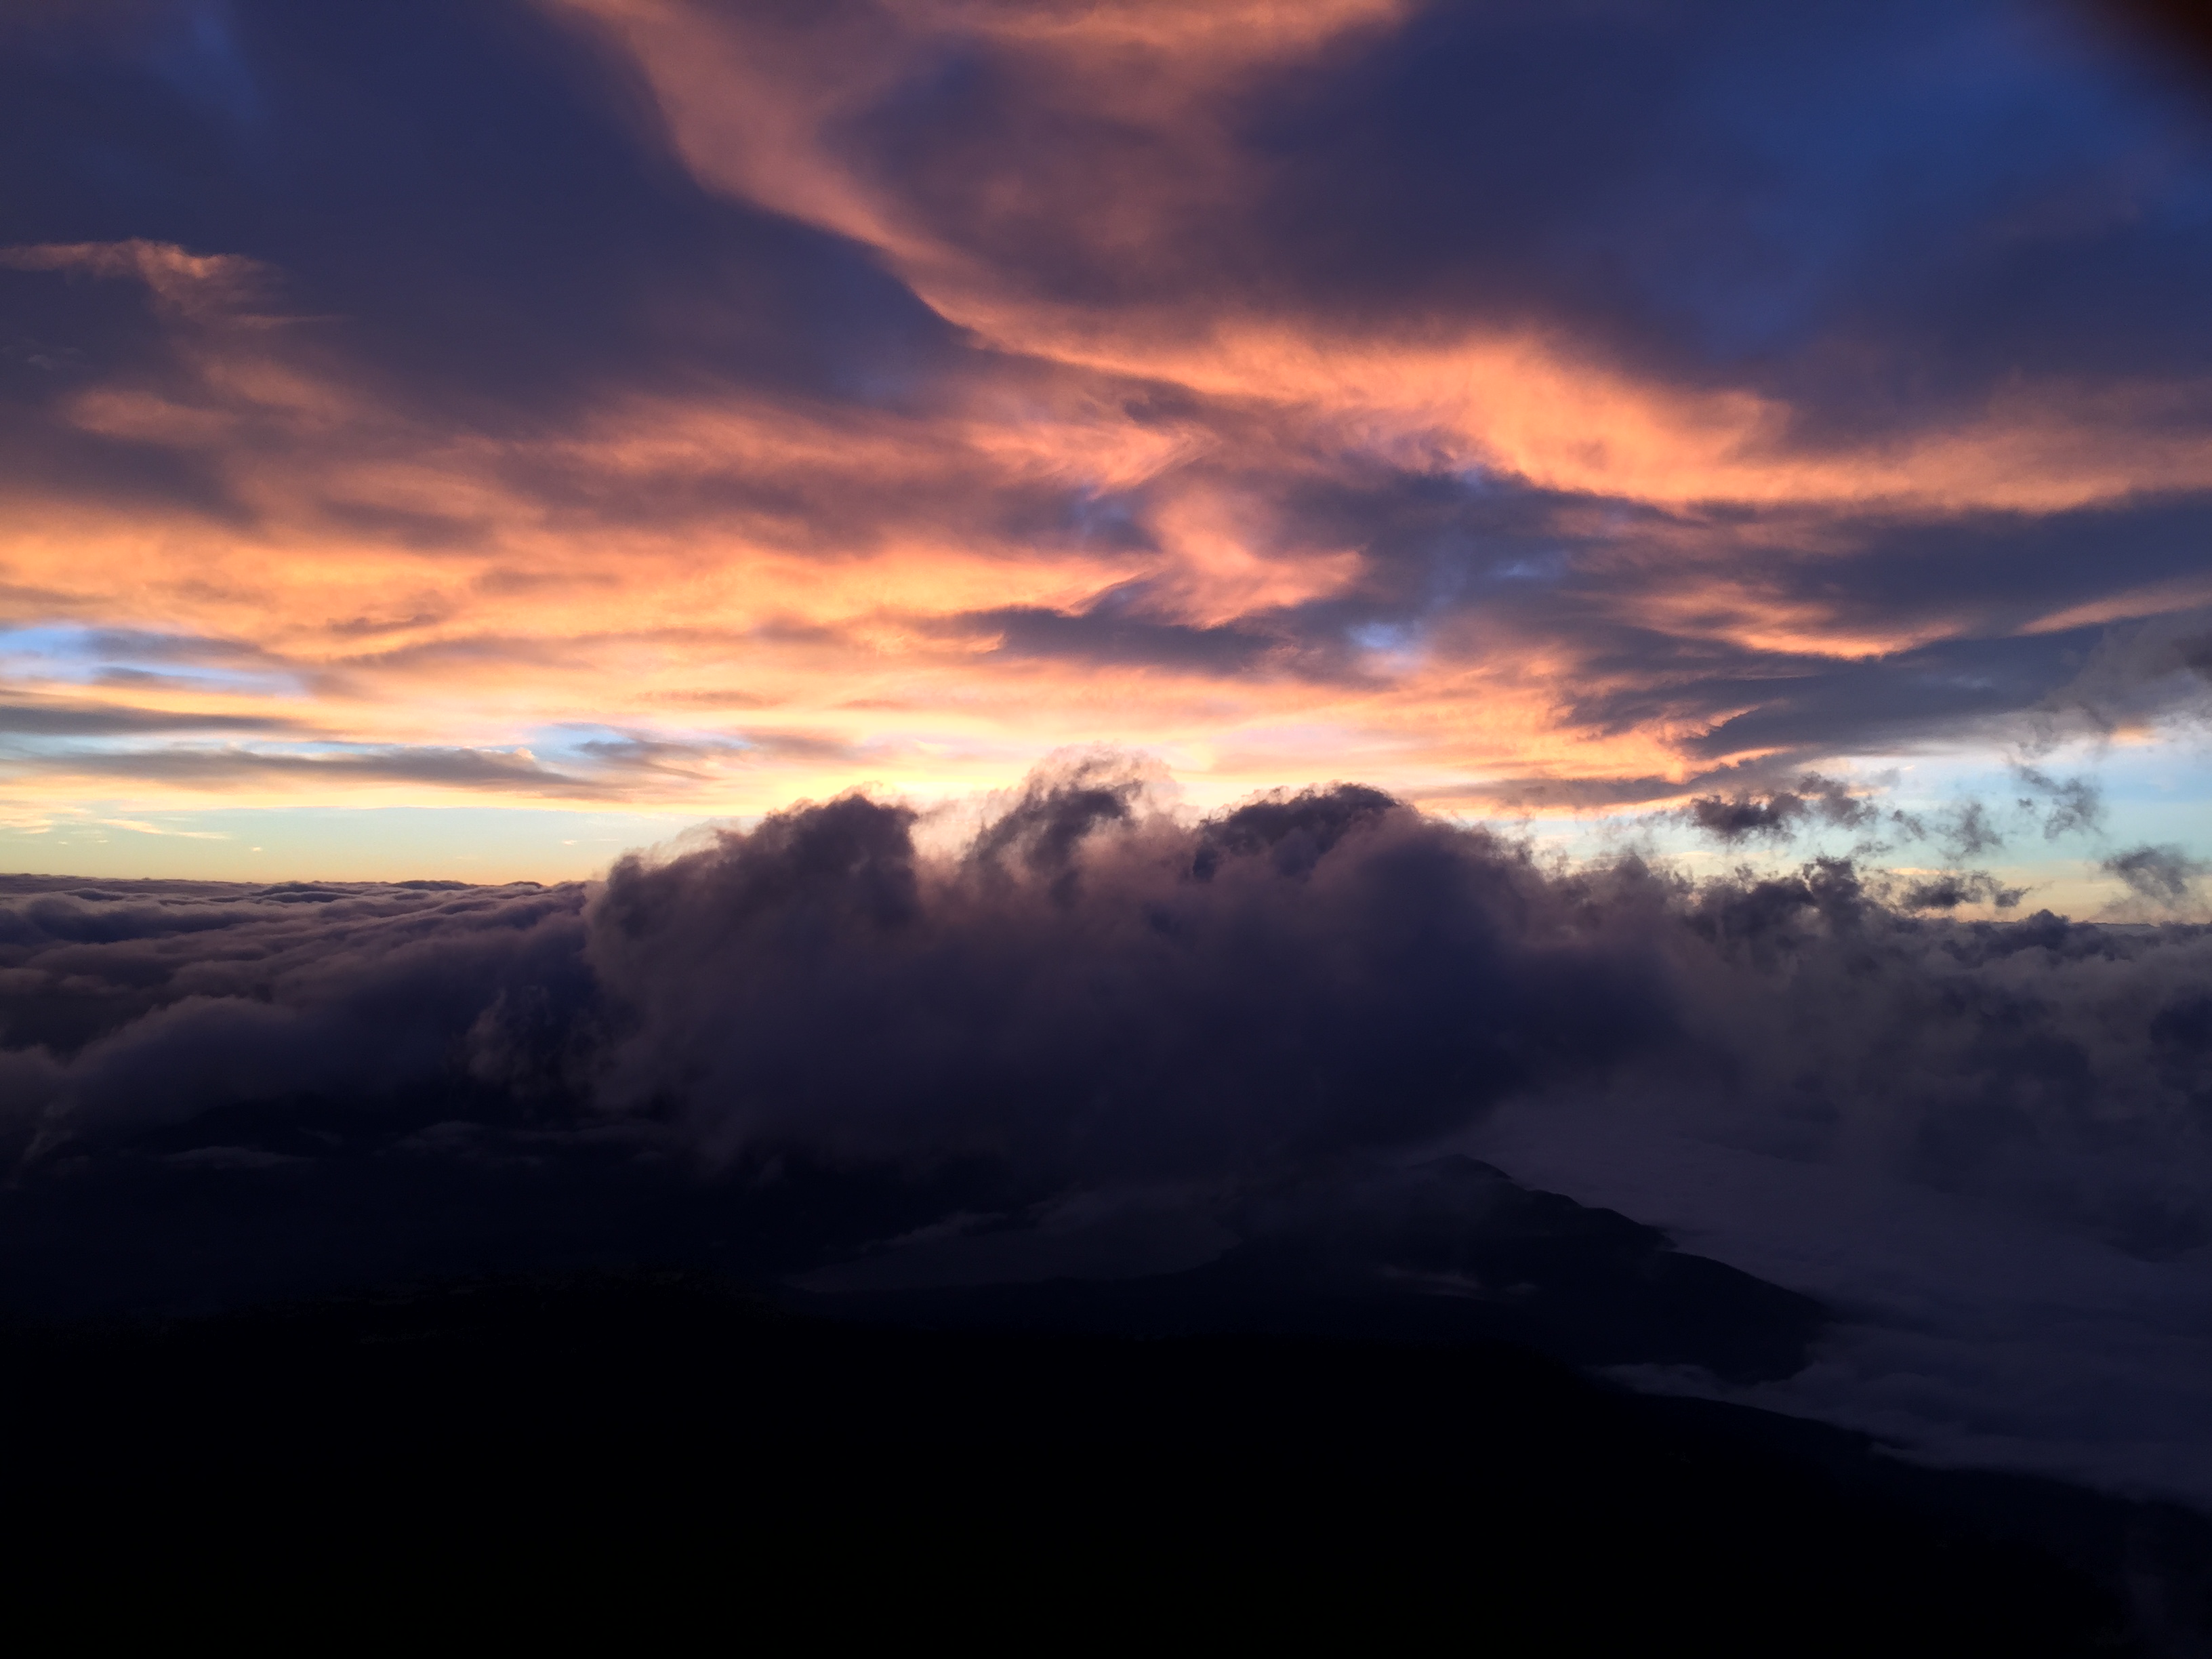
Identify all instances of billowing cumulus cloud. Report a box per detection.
[4,765,2209,1505]
[2,0,2211,841]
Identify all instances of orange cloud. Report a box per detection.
[6,0,2212,838]
[552,5,2212,518]
[0,223,2182,826]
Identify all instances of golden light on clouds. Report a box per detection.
[4,0,2211,860]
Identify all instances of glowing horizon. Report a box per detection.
[5,1,2211,909]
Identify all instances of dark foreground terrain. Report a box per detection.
[3,1273,2204,1654]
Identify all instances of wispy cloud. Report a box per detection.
[0,1,2207,830]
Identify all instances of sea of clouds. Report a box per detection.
[2,757,2207,1506]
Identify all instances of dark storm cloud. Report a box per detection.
[1685,794,1798,842]
[1898,869,2028,910]
[1676,497,2212,647]
[5,762,2206,1278]
[836,0,2212,409]
[2106,844,2211,904]
[0,695,295,737]
[0,0,956,453]
[571,768,2212,1260]
[1668,632,2099,760]
[0,875,577,1113]
[4,0,2212,794]
[581,764,1685,1183]
[956,598,1338,679]
[1685,773,1877,843]
[1940,798,2007,857]
[5,763,2210,1511]
[1240,0,2212,414]
[2015,764,2107,838]
[1677,767,2112,914]
[1117,477,2212,769]
[4,4,2210,1549]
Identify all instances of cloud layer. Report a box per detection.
[3,1,2212,829]
[5,765,2209,1502]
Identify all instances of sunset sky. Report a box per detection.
[14,7,2212,1568]
[6,0,2211,897]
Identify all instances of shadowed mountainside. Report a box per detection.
[3,1272,2203,1653]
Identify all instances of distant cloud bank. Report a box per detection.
[5,764,2209,1502]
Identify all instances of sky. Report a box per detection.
[9,4,2212,1572]
[3,0,2211,899]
